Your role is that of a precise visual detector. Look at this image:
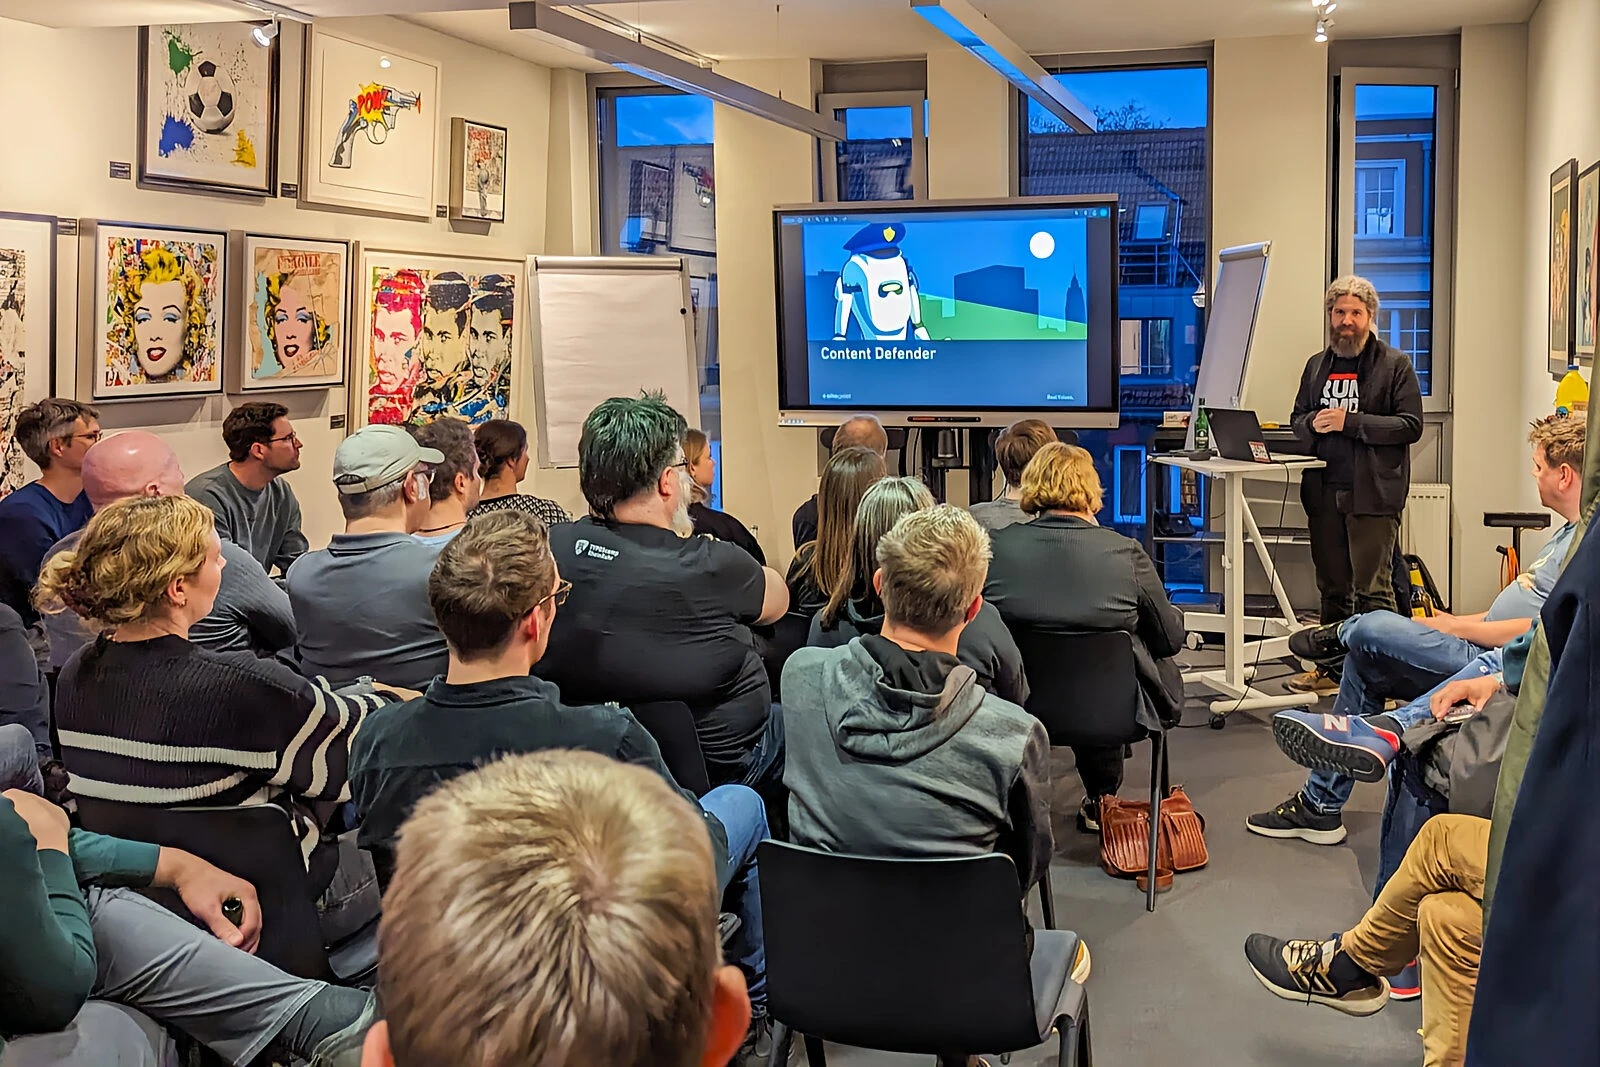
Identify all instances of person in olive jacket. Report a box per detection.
[1291,275,1423,629]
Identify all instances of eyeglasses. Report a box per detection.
[72,431,103,444]
[536,579,572,609]
[267,432,301,445]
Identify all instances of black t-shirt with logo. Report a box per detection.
[539,517,771,781]
[1317,355,1361,487]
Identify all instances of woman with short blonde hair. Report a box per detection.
[986,442,1187,832]
[42,494,391,879]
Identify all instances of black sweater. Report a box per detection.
[55,635,385,866]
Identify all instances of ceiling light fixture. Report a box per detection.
[1314,20,1328,42]
[910,0,1097,133]
[507,2,845,141]
[379,55,392,68]
[251,17,279,47]
[1312,0,1335,43]
[231,0,313,22]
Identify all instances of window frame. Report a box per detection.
[1354,158,1407,237]
[816,89,929,203]
[1334,66,1456,413]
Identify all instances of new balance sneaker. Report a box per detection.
[1289,622,1346,664]
[1246,792,1347,845]
[1244,933,1390,1016]
[1284,667,1341,695]
[1389,959,1421,1001]
[1272,709,1400,784]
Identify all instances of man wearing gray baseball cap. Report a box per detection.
[285,425,451,690]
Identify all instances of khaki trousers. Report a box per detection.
[1341,813,1488,1067]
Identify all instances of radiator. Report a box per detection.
[1402,483,1452,608]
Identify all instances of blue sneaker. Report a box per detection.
[1271,710,1400,783]
[1390,960,1421,1001]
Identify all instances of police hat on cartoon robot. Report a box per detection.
[844,222,907,257]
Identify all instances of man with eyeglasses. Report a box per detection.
[186,401,309,576]
[348,507,771,1057]
[0,398,100,633]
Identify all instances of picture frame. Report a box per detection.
[1549,158,1578,377]
[625,159,672,248]
[301,28,441,219]
[233,233,351,392]
[352,249,521,429]
[137,23,279,197]
[87,221,227,401]
[669,156,718,255]
[0,212,57,496]
[449,118,508,223]
[1576,160,1600,365]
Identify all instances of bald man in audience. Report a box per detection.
[792,414,887,550]
[38,432,296,672]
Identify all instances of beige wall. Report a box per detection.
[926,48,1012,200]
[0,15,561,549]
[713,59,821,567]
[1454,24,1530,610]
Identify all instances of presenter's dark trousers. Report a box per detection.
[1305,484,1400,624]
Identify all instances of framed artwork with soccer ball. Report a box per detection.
[137,23,279,197]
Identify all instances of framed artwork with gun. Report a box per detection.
[301,27,440,219]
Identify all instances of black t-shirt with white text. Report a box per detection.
[538,517,771,780]
[1317,355,1361,487]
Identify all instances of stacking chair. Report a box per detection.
[758,841,1092,1066]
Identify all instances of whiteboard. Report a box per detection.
[526,256,700,468]
[1188,242,1271,449]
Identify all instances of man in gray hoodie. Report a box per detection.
[781,505,1053,892]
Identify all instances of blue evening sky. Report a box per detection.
[1030,66,1209,132]
[1354,84,1437,120]
[615,93,714,146]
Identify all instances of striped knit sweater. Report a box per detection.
[54,634,385,865]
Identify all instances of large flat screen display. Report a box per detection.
[774,197,1121,426]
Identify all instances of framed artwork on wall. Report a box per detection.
[353,249,520,428]
[235,234,351,392]
[669,157,717,255]
[1576,160,1600,365]
[449,118,508,223]
[301,28,441,218]
[1550,158,1578,377]
[0,213,56,497]
[89,222,226,401]
[138,23,279,197]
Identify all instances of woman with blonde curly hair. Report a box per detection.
[983,442,1187,832]
[40,494,397,883]
[108,245,213,384]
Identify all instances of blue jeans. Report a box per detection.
[0,721,43,795]
[1302,650,1502,816]
[1332,611,1492,720]
[1374,765,1446,899]
[700,783,768,1015]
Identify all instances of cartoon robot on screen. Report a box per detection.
[833,223,930,342]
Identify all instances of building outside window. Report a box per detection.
[818,91,929,202]
[596,88,724,504]
[1019,62,1209,585]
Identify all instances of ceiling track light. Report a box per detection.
[251,17,280,48]
[1312,0,1334,44]
[232,0,313,21]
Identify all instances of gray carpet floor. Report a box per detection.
[800,650,1424,1067]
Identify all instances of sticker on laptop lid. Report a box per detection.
[1249,441,1271,463]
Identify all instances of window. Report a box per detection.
[818,91,928,201]
[596,88,723,499]
[1336,74,1454,404]
[1019,61,1209,569]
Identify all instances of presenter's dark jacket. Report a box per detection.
[1289,335,1423,517]
[983,514,1186,730]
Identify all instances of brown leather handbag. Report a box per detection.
[1098,787,1209,892]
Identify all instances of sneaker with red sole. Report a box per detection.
[1271,709,1401,783]
[1389,960,1421,1000]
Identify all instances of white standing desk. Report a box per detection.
[1151,454,1324,715]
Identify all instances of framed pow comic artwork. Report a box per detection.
[235,234,350,391]
[89,222,226,401]
[301,28,441,218]
[449,118,508,223]
[138,23,279,197]
[0,213,56,496]
[354,249,520,428]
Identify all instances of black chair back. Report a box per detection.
[1011,628,1147,748]
[74,798,333,981]
[758,840,1041,1055]
[628,701,711,797]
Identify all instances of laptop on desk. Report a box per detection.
[1203,408,1274,464]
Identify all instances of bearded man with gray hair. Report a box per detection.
[1289,276,1423,651]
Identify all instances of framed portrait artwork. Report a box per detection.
[353,250,520,428]
[138,23,279,197]
[301,28,441,218]
[1576,160,1600,365]
[1550,158,1578,377]
[89,222,226,401]
[0,213,56,496]
[235,234,351,392]
[449,119,508,223]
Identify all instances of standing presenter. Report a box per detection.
[1286,276,1423,694]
